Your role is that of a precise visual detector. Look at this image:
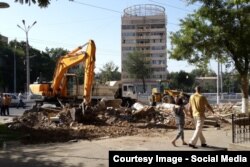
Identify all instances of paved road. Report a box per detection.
[0,102,34,124]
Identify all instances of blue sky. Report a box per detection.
[0,0,219,73]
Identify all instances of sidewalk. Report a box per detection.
[0,116,15,124]
[0,126,234,167]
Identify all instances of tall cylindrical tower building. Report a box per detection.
[121,4,167,93]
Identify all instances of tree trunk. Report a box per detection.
[240,74,249,113]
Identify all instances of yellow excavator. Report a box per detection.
[29,40,96,106]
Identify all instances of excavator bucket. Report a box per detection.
[164,89,181,97]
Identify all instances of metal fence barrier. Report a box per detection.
[232,113,250,143]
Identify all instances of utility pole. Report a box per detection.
[17,20,37,97]
[14,40,16,93]
[217,60,220,105]
[220,63,223,99]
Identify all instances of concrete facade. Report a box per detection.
[121,4,167,93]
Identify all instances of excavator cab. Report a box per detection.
[64,73,79,98]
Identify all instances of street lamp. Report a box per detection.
[14,41,16,94]
[17,20,37,97]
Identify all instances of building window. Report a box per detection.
[122,25,135,29]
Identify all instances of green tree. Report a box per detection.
[191,68,217,77]
[0,44,13,91]
[168,71,195,92]
[29,48,55,82]
[177,71,195,92]
[45,47,68,63]
[15,0,51,8]
[0,40,57,92]
[98,61,121,83]
[169,0,250,113]
[167,72,179,89]
[124,51,152,93]
[1,40,26,92]
[223,70,241,93]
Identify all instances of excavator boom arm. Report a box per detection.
[50,40,96,103]
[83,40,96,104]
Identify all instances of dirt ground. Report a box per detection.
[5,102,229,145]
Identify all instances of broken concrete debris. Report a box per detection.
[7,101,236,144]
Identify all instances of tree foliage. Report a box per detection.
[170,0,250,112]
[29,48,55,82]
[191,68,216,77]
[45,47,68,63]
[0,40,57,92]
[168,71,195,92]
[98,61,121,83]
[123,51,152,92]
[14,0,51,8]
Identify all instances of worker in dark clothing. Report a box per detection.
[5,95,11,115]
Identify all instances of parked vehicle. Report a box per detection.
[27,94,44,103]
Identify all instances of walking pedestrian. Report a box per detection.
[17,92,25,109]
[171,94,188,147]
[188,86,214,148]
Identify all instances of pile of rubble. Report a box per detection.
[213,102,240,114]
[8,100,236,144]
